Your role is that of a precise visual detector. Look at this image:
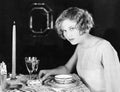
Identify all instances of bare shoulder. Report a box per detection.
[93,36,113,50]
[91,36,110,46]
[86,35,107,48]
[76,35,111,49]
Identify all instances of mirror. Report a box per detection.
[29,3,53,37]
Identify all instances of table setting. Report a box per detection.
[0,22,90,92]
[0,59,90,92]
[2,73,90,92]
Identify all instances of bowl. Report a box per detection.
[55,74,73,84]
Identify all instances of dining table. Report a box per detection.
[1,73,90,92]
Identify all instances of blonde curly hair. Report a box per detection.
[55,7,94,39]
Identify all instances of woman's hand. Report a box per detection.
[39,69,55,81]
[38,66,70,82]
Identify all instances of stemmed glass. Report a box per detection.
[25,57,39,80]
[34,60,39,73]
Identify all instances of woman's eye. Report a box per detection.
[69,27,76,31]
[63,30,67,32]
[70,28,74,31]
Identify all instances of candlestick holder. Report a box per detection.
[10,76,17,80]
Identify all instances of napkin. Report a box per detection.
[0,61,7,92]
[0,61,7,75]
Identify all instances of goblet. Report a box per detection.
[25,57,39,80]
[34,59,39,73]
[25,57,34,80]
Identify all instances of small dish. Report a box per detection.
[21,87,36,92]
[7,89,22,92]
[27,80,42,86]
[6,83,23,90]
[55,74,73,84]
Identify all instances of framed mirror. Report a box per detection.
[29,3,53,37]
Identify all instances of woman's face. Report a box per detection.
[61,19,82,45]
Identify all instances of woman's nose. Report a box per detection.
[66,32,73,38]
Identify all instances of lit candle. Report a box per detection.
[11,21,16,79]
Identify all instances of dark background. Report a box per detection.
[0,0,120,74]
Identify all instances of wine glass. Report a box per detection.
[33,58,39,73]
[25,57,39,80]
[25,57,33,80]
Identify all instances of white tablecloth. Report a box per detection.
[4,74,90,92]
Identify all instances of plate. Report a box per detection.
[21,87,36,92]
[44,75,79,88]
[7,89,22,92]
[7,88,36,92]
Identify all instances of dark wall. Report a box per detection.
[0,0,120,74]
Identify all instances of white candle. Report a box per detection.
[12,21,16,79]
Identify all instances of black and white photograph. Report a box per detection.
[0,0,120,92]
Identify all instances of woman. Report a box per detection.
[39,7,120,92]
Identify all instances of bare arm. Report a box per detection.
[39,46,78,81]
[65,46,78,72]
[101,41,120,92]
